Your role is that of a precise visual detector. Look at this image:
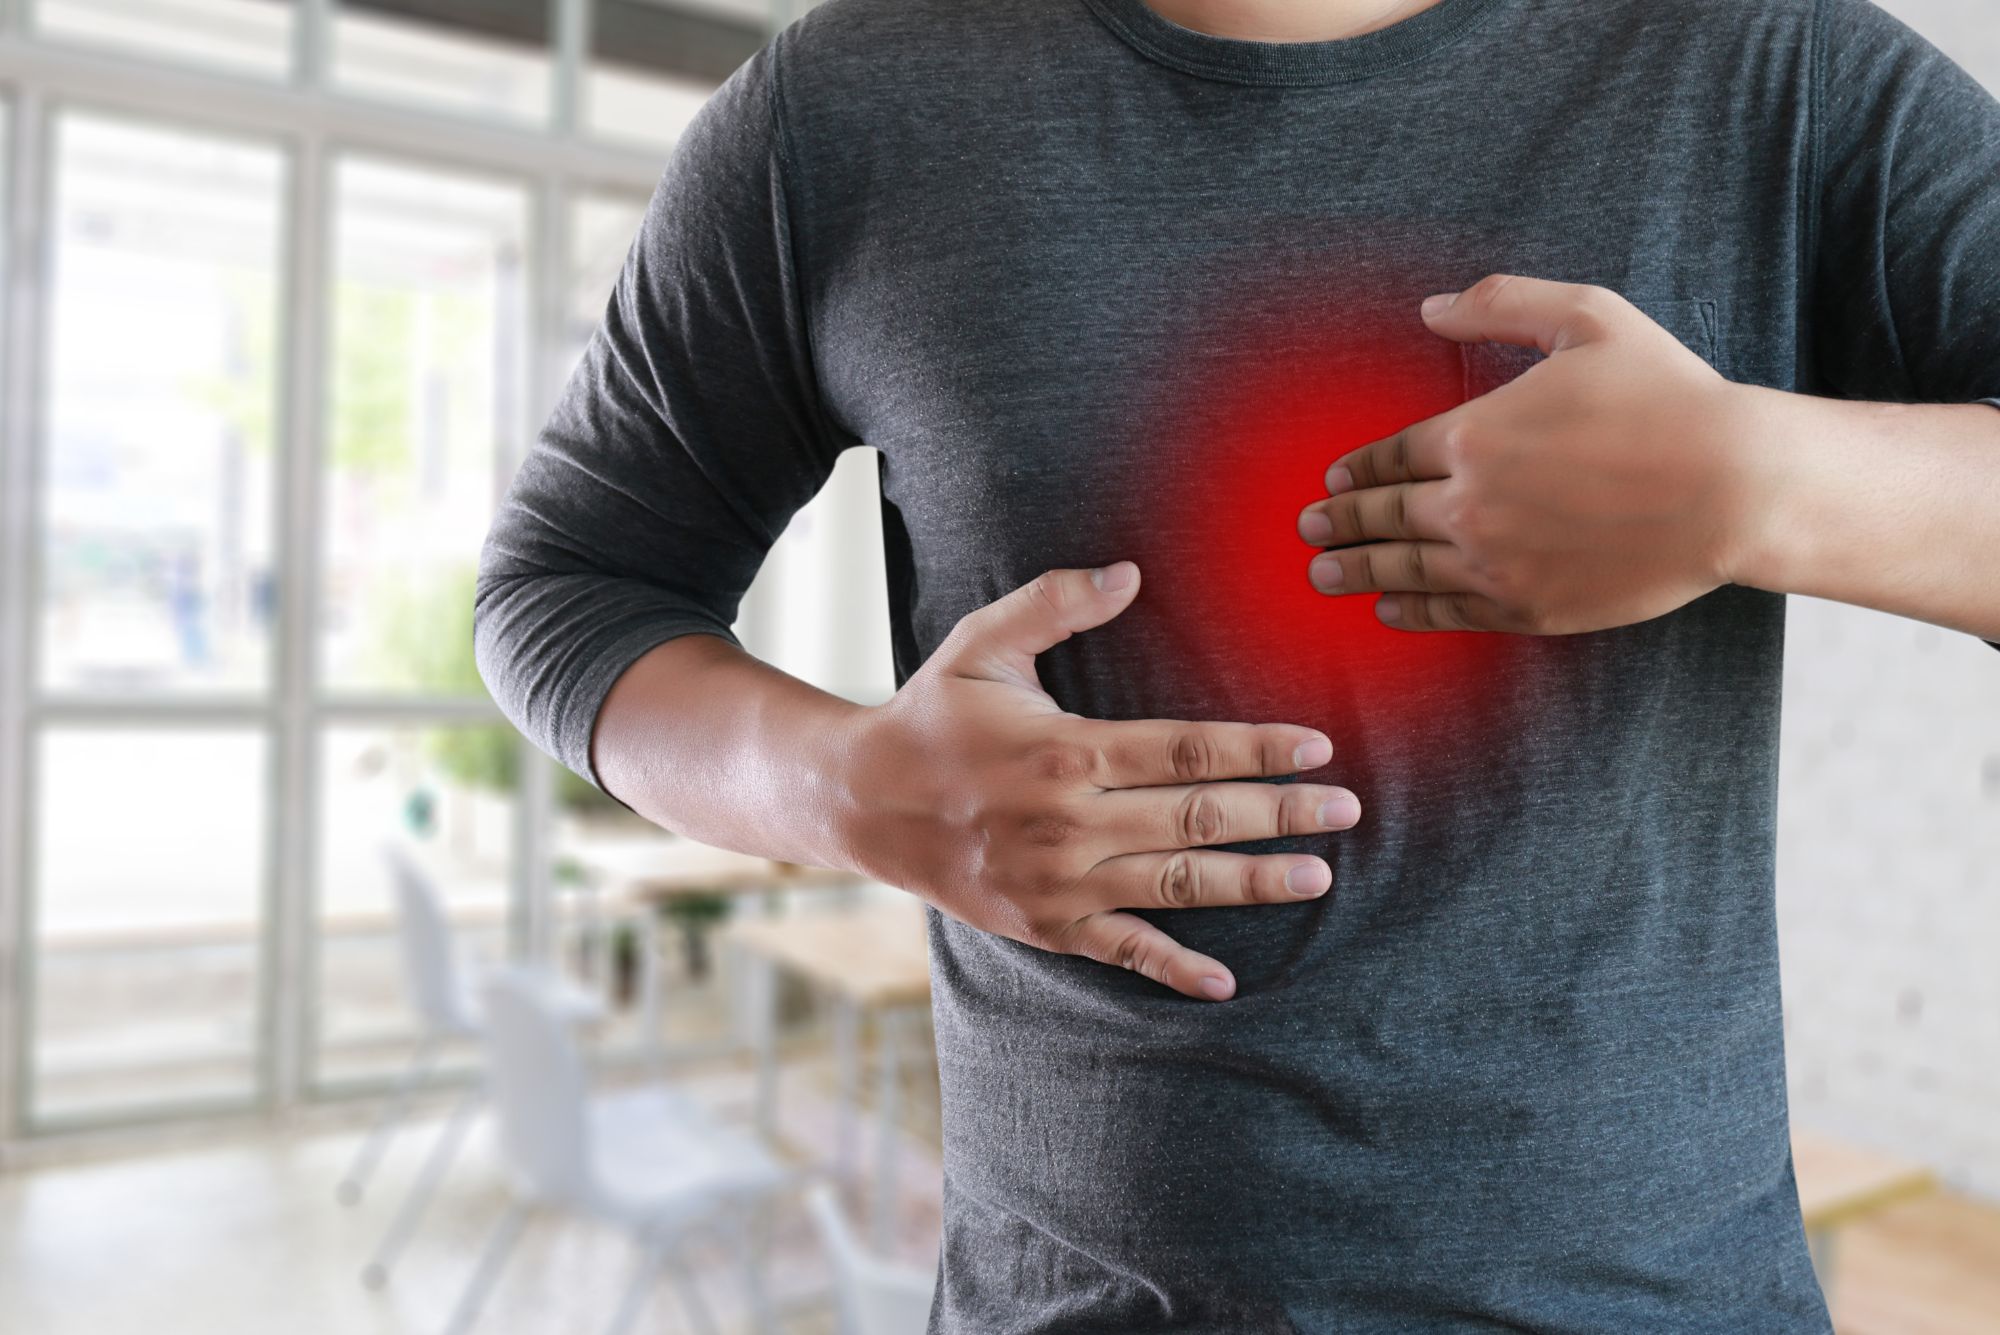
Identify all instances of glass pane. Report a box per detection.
[333,2,550,125]
[313,723,517,1086]
[584,65,713,150]
[321,156,528,694]
[34,0,294,78]
[31,727,268,1122]
[563,190,647,379]
[41,114,284,695]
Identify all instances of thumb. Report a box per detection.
[942,563,1140,685]
[1418,274,1624,356]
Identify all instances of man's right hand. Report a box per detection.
[830,562,1361,1001]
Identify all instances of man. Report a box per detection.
[474,0,2000,1328]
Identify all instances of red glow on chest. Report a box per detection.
[1127,301,1518,759]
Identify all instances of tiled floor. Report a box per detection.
[0,1064,942,1335]
[6,1067,2000,1335]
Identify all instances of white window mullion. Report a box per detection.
[514,166,571,967]
[0,90,51,1146]
[270,129,328,1111]
[294,0,330,90]
[550,0,588,138]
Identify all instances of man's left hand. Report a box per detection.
[1297,273,1765,634]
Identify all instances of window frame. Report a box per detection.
[0,0,752,1140]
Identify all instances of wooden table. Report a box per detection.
[727,900,932,1248]
[1793,1127,1938,1282]
[564,836,861,1066]
[569,835,855,901]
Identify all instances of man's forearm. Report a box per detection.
[590,634,867,870]
[1726,388,2000,641]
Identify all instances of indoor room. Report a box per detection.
[0,1,1995,1333]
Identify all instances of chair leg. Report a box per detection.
[736,1203,778,1335]
[337,1037,437,1206]
[441,1202,530,1335]
[602,1240,664,1335]
[361,1081,482,1289]
[664,1248,720,1335]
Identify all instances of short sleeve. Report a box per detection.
[474,34,842,788]
[1809,0,2000,405]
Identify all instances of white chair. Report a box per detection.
[447,965,794,1335]
[339,842,599,1289]
[806,1184,936,1335]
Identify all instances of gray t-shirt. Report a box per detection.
[474,0,2000,1329]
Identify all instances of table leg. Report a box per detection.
[871,1006,908,1252]
[833,996,860,1187]
[639,917,664,1078]
[1808,1227,1839,1293]
[747,951,779,1143]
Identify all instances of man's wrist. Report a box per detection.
[1707,380,1811,595]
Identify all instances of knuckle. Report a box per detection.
[1173,789,1229,846]
[1027,739,1098,786]
[1406,542,1429,589]
[1436,421,1471,469]
[1025,571,1067,620]
[1156,853,1203,909]
[1167,730,1219,783]
[1516,604,1558,635]
[1389,430,1412,479]
[1017,808,1080,850]
[1355,546,1379,590]
[1239,857,1266,903]
[1023,915,1070,954]
[1387,484,1411,537]
[1468,272,1515,310]
[1443,593,1478,631]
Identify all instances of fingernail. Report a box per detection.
[1292,734,1332,769]
[1317,793,1361,828]
[1198,975,1233,1001]
[1377,595,1402,624]
[1309,554,1344,592]
[1326,465,1355,496]
[1298,510,1334,544]
[1421,292,1458,318]
[1090,561,1134,592]
[1286,862,1330,897]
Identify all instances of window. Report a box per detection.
[312,723,515,1088]
[0,2,756,1141]
[332,2,551,125]
[33,0,296,79]
[30,727,270,1122]
[40,114,285,697]
[564,188,648,375]
[320,157,530,695]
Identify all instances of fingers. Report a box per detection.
[1090,779,1361,854]
[1321,415,1453,498]
[1298,478,1450,547]
[1051,910,1240,1001]
[1308,541,1467,596]
[939,563,1141,686]
[1417,273,1629,355]
[1375,591,1513,633]
[1083,717,1335,787]
[1081,848,1333,913]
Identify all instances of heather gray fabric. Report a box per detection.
[474,0,2000,1329]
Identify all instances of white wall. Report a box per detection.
[1776,1,2000,1197]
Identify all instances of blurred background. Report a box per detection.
[0,1,1991,1332]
